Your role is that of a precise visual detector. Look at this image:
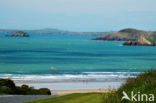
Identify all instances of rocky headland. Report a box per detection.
[94,28,156,46]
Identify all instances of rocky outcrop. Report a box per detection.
[5,31,29,37]
[93,36,136,41]
[94,28,156,46]
[123,36,156,46]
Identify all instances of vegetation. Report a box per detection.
[26,70,156,103]
[0,79,51,95]
[147,38,156,44]
[116,70,156,103]
[26,93,105,103]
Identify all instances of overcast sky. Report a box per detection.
[0,0,156,32]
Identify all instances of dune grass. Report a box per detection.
[26,70,156,103]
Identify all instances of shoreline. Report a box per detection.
[51,88,118,95]
[15,79,125,91]
[14,78,127,84]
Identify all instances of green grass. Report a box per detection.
[25,70,156,103]
[147,38,156,43]
[25,93,106,103]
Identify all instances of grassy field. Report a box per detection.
[26,70,156,103]
[26,93,107,103]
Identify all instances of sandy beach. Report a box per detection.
[51,88,118,95]
[15,80,125,90]
[15,80,124,96]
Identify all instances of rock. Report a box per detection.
[5,31,29,37]
[137,36,152,45]
[123,36,156,46]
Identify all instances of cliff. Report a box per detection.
[123,36,156,46]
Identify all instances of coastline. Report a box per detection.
[15,79,125,95]
[15,78,126,84]
[51,88,118,95]
[15,80,120,95]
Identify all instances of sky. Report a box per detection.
[0,0,156,32]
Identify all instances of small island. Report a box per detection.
[94,28,156,46]
[5,31,29,37]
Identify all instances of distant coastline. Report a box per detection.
[0,28,112,36]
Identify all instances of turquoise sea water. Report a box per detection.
[0,33,156,81]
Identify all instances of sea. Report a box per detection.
[0,33,156,82]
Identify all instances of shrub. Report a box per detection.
[0,79,51,95]
[0,79,16,89]
[21,84,29,89]
[103,70,156,103]
[38,88,51,95]
[0,86,14,94]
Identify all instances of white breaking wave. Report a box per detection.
[0,72,140,81]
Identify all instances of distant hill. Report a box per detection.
[94,28,156,46]
[0,28,111,36]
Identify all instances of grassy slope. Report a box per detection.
[109,70,156,103]
[26,70,156,103]
[26,93,105,103]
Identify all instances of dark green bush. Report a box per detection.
[0,79,16,89]
[0,79,51,95]
[0,86,14,94]
[38,88,51,95]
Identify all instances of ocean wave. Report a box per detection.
[0,71,141,81]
